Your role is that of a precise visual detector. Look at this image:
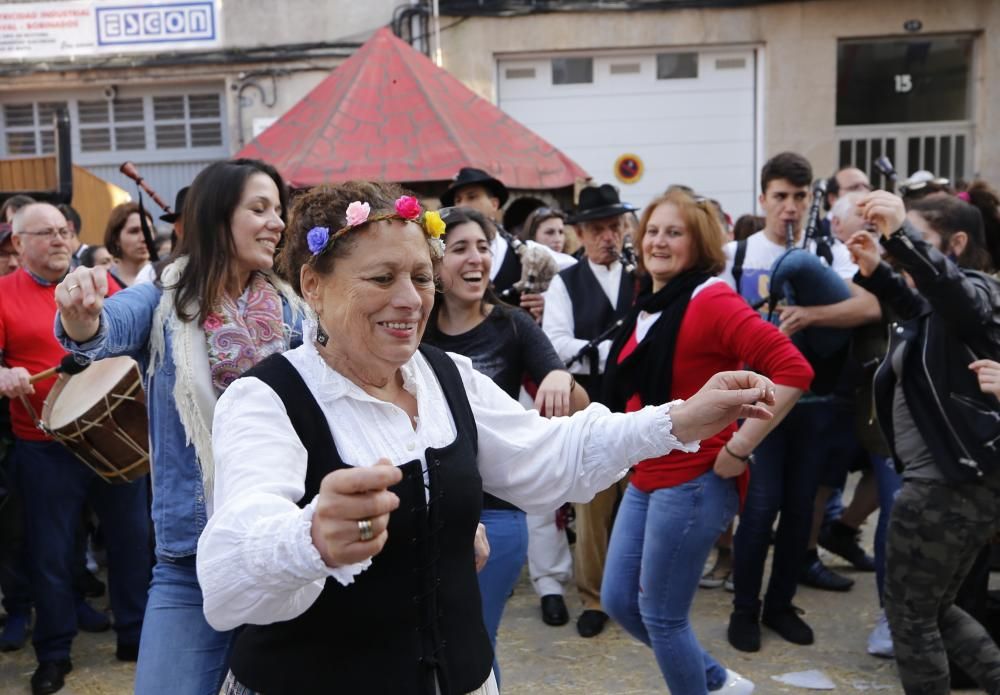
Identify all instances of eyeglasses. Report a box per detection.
[19,227,74,241]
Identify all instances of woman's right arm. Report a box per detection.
[198,377,399,631]
[54,266,158,360]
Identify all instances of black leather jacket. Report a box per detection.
[855,220,1000,483]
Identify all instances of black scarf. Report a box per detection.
[602,270,711,413]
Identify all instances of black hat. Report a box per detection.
[160,186,189,223]
[440,168,509,208]
[569,184,636,224]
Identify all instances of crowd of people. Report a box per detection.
[0,147,997,695]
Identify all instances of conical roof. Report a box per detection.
[236,27,588,189]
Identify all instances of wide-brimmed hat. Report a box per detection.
[440,168,509,208]
[160,186,189,223]
[569,184,636,224]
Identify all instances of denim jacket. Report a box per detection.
[56,281,303,559]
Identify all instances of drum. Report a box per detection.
[41,356,150,483]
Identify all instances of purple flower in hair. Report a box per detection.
[307,226,330,255]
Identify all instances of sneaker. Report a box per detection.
[727,609,761,652]
[762,604,814,645]
[819,521,876,571]
[712,669,755,694]
[700,548,733,589]
[0,611,31,652]
[724,576,735,592]
[867,611,894,658]
[799,558,854,592]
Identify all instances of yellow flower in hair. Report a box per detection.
[423,210,446,239]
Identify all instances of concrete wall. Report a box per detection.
[437,0,999,183]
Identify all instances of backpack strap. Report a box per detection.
[732,238,748,297]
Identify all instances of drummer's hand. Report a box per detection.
[56,267,108,340]
[519,292,544,323]
[310,458,402,568]
[670,371,775,444]
[0,367,33,398]
[474,522,490,573]
[858,191,906,239]
[775,304,814,337]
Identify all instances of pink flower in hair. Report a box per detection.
[395,195,421,220]
[345,201,371,228]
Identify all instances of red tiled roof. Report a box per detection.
[236,27,588,189]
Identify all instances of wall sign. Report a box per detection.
[0,0,222,60]
[614,153,643,184]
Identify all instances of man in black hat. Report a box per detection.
[542,183,638,638]
[440,168,548,319]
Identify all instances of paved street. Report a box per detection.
[0,547,930,694]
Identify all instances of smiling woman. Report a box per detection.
[194,180,780,695]
[53,158,307,695]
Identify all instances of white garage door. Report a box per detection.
[498,48,758,220]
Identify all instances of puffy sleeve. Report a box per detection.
[196,377,369,632]
[450,353,700,514]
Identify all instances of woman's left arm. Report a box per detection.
[514,309,576,416]
[458,355,772,513]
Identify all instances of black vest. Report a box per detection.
[492,242,522,295]
[228,346,494,695]
[559,259,635,402]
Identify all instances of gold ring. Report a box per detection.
[358,518,374,542]
[67,284,80,293]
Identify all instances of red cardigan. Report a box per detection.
[620,280,813,494]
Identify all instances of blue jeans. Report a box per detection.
[14,440,150,662]
[871,455,901,605]
[733,401,829,614]
[477,508,528,688]
[135,558,235,695]
[603,474,737,694]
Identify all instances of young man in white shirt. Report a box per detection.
[723,152,882,653]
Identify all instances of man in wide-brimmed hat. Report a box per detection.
[542,183,638,638]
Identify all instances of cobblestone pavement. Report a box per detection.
[0,551,983,694]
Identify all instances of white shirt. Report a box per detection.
[543,259,623,375]
[196,321,697,631]
[719,231,857,306]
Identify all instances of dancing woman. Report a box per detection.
[600,190,813,695]
[194,180,776,695]
[55,159,305,695]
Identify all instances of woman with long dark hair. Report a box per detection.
[421,206,584,685]
[104,201,155,287]
[54,159,306,695]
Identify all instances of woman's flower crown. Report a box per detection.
[306,195,445,260]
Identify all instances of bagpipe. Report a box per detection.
[758,178,853,393]
[497,229,559,300]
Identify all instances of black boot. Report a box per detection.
[819,520,875,571]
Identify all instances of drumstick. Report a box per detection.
[29,355,91,384]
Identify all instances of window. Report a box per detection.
[836,36,973,125]
[552,57,593,85]
[3,101,67,155]
[153,93,223,149]
[656,52,698,80]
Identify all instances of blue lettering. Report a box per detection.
[189,8,208,33]
[144,12,161,35]
[123,12,140,36]
[102,13,121,37]
[164,10,184,34]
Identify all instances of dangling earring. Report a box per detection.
[316,323,330,347]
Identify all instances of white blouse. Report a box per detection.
[196,325,698,632]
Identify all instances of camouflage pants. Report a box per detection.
[884,473,1000,695]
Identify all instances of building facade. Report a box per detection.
[1,0,996,224]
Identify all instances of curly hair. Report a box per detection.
[278,180,427,295]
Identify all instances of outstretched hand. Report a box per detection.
[858,191,906,239]
[669,371,775,444]
[56,266,108,342]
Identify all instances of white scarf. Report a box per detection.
[149,256,306,511]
